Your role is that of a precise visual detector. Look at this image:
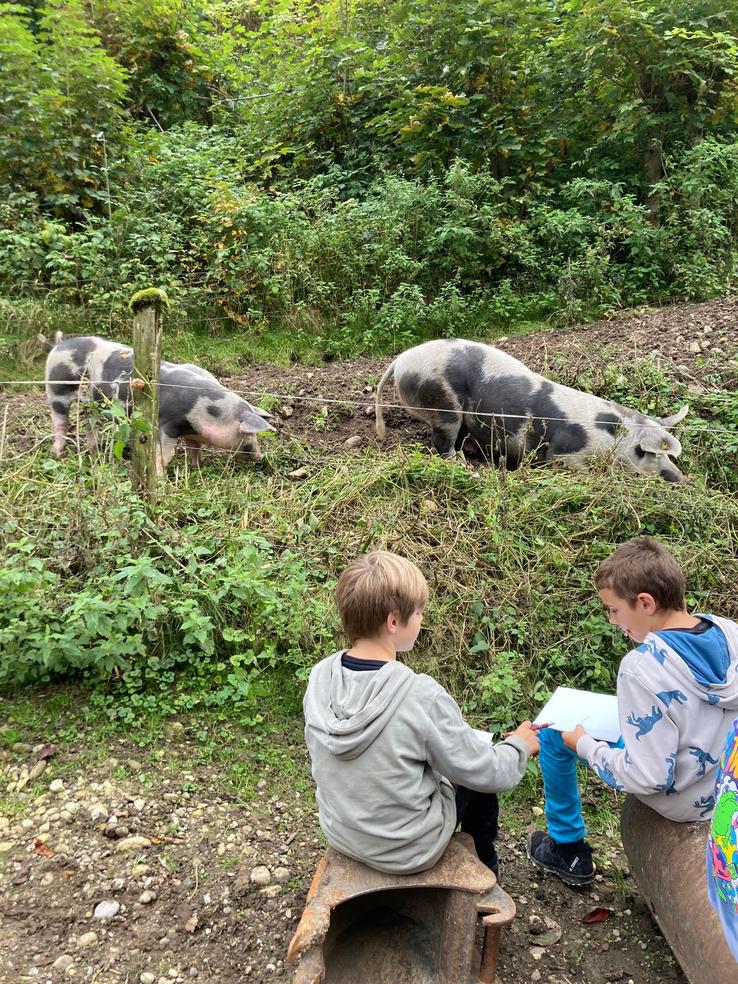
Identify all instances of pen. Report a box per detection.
[531,722,552,731]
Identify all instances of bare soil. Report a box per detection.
[0,730,685,984]
[2,297,737,984]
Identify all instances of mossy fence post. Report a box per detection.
[129,288,168,499]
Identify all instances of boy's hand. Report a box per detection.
[508,720,540,757]
[561,724,587,751]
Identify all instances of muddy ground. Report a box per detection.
[1,728,686,984]
[2,297,737,984]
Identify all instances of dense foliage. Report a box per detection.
[2,0,738,351]
[2,355,737,723]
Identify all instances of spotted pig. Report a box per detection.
[45,335,274,473]
[375,339,689,481]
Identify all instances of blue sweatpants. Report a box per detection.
[538,727,624,844]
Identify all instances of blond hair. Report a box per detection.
[594,536,686,611]
[336,551,428,643]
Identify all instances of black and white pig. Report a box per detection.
[45,335,274,473]
[375,339,689,482]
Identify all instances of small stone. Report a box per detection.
[262,884,281,898]
[530,945,546,960]
[28,761,47,781]
[117,835,152,852]
[12,742,33,754]
[139,890,157,904]
[53,955,74,972]
[250,866,272,887]
[287,467,309,481]
[76,932,98,949]
[0,841,13,853]
[688,340,701,353]
[280,405,294,418]
[63,802,80,815]
[93,900,120,920]
[49,778,65,793]
[531,972,542,983]
[132,799,146,813]
[140,975,156,984]
[344,435,362,449]
[273,867,290,884]
[531,806,544,817]
[364,405,373,416]
[131,863,150,876]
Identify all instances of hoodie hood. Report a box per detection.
[306,652,417,760]
[644,614,738,709]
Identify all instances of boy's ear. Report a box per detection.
[636,592,658,615]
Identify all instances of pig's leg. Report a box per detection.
[156,435,179,477]
[50,408,70,457]
[186,441,201,469]
[84,417,99,454]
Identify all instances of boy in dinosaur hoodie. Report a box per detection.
[303,550,540,875]
[527,535,738,887]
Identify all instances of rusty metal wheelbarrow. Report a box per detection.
[287,834,516,984]
[620,795,736,984]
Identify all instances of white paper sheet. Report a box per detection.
[533,686,621,743]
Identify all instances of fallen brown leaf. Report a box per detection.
[582,906,613,924]
[33,839,53,858]
[36,743,55,761]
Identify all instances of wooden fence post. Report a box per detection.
[129,288,168,499]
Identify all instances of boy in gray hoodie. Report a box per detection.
[303,551,539,876]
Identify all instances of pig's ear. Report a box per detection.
[239,414,275,434]
[251,405,273,419]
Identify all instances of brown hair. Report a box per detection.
[335,551,429,643]
[594,536,686,611]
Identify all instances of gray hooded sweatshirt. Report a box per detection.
[303,652,529,874]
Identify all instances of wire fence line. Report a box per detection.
[1,374,732,433]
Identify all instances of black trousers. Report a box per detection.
[454,785,499,876]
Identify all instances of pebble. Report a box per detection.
[250,866,272,886]
[139,890,157,904]
[76,932,98,949]
[140,975,156,984]
[49,779,65,793]
[93,900,120,920]
[28,761,47,781]
[344,435,362,448]
[0,841,13,853]
[52,955,74,972]
[117,835,152,851]
[273,867,290,883]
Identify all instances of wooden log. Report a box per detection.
[129,288,167,498]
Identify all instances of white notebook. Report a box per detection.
[533,686,621,743]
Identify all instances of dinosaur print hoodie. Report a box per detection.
[577,614,738,821]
